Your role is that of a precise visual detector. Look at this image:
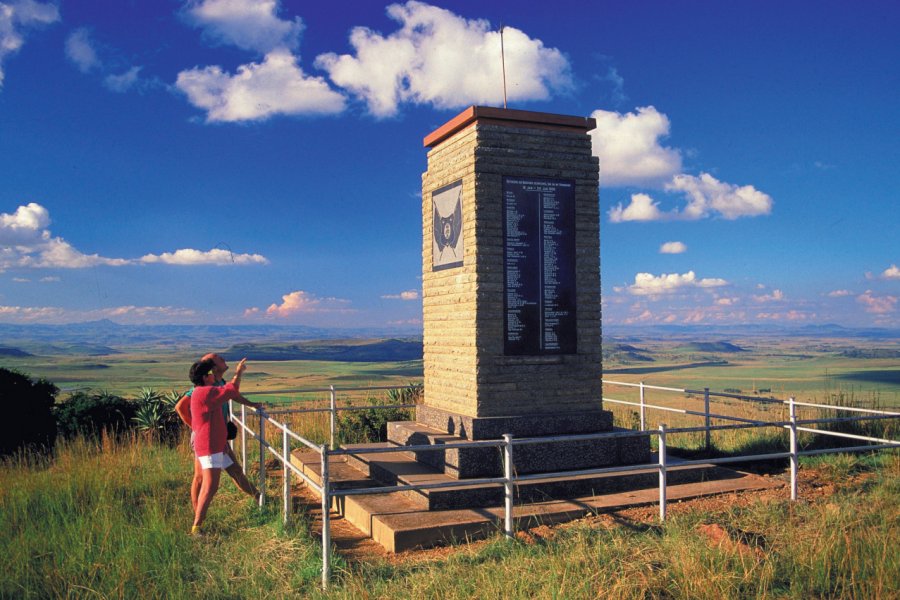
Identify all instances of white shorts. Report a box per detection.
[197,452,234,470]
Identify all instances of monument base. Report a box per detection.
[415,405,614,439]
[386,406,650,479]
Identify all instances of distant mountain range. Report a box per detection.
[0,319,896,359]
[604,323,900,340]
[0,319,421,356]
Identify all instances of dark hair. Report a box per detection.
[189,359,216,386]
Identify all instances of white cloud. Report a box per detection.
[184,0,302,54]
[0,0,58,87]
[659,241,687,254]
[382,290,419,300]
[857,291,897,315]
[752,289,784,303]
[39,275,58,282]
[756,310,816,322]
[608,193,663,223]
[12,277,28,282]
[827,289,852,298]
[176,48,346,122]
[104,66,142,93]
[1,203,268,269]
[65,28,99,73]
[590,106,682,187]
[315,1,572,118]
[626,270,727,296]
[139,248,269,266]
[0,304,198,324]
[666,172,772,220]
[0,203,128,269]
[881,264,900,280]
[247,290,354,318]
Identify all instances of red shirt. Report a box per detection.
[190,382,240,456]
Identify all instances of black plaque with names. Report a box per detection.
[503,177,577,355]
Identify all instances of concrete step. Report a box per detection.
[386,420,651,479]
[340,441,739,510]
[291,447,783,552]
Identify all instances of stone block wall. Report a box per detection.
[422,109,601,420]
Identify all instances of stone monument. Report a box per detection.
[387,106,647,478]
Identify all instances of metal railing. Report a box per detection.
[225,380,899,590]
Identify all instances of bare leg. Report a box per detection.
[224,444,259,499]
[193,467,221,529]
[191,457,202,512]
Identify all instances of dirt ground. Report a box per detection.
[287,463,879,566]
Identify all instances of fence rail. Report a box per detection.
[225,379,899,590]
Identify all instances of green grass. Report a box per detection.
[2,434,897,599]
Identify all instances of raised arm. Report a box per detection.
[230,358,247,390]
[228,358,263,410]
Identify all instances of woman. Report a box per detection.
[187,357,261,535]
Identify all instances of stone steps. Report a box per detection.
[290,447,783,552]
[386,420,650,479]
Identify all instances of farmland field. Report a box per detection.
[2,333,898,410]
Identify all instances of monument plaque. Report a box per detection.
[503,176,576,355]
[431,179,464,271]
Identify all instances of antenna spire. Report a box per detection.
[500,23,508,109]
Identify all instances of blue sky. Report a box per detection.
[0,0,897,330]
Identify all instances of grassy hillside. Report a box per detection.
[2,436,897,598]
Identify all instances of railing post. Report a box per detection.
[658,424,667,522]
[329,385,336,450]
[228,399,235,451]
[283,425,291,524]
[789,397,798,501]
[704,387,711,453]
[639,381,646,431]
[241,405,247,476]
[258,410,266,507]
[320,444,331,590]
[503,434,514,539]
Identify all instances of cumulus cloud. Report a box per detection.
[613,173,773,222]
[626,271,728,296]
[245,290,354,318]
[184,0,302,54]
[0,203,128,269]
[593,106,774,222]
[752,289,784,303]
[176,48,346,122]
[881,264,900,280]
[857,291,897,314]
[827,289,852,298]
[0,0,58,87]
[608,193,663,223]
[590,106,681,187]
[139,248,268,266]
[315,1,572,118]
[666,172,773,220]
[659,241,686,254]
[1,202,268,269]
[382,290,419,300]
[64,28,100,73]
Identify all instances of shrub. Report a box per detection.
[337,383,421,444]
[54,390,137,440]
[131,388,182,443]
[0,368,58,457]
